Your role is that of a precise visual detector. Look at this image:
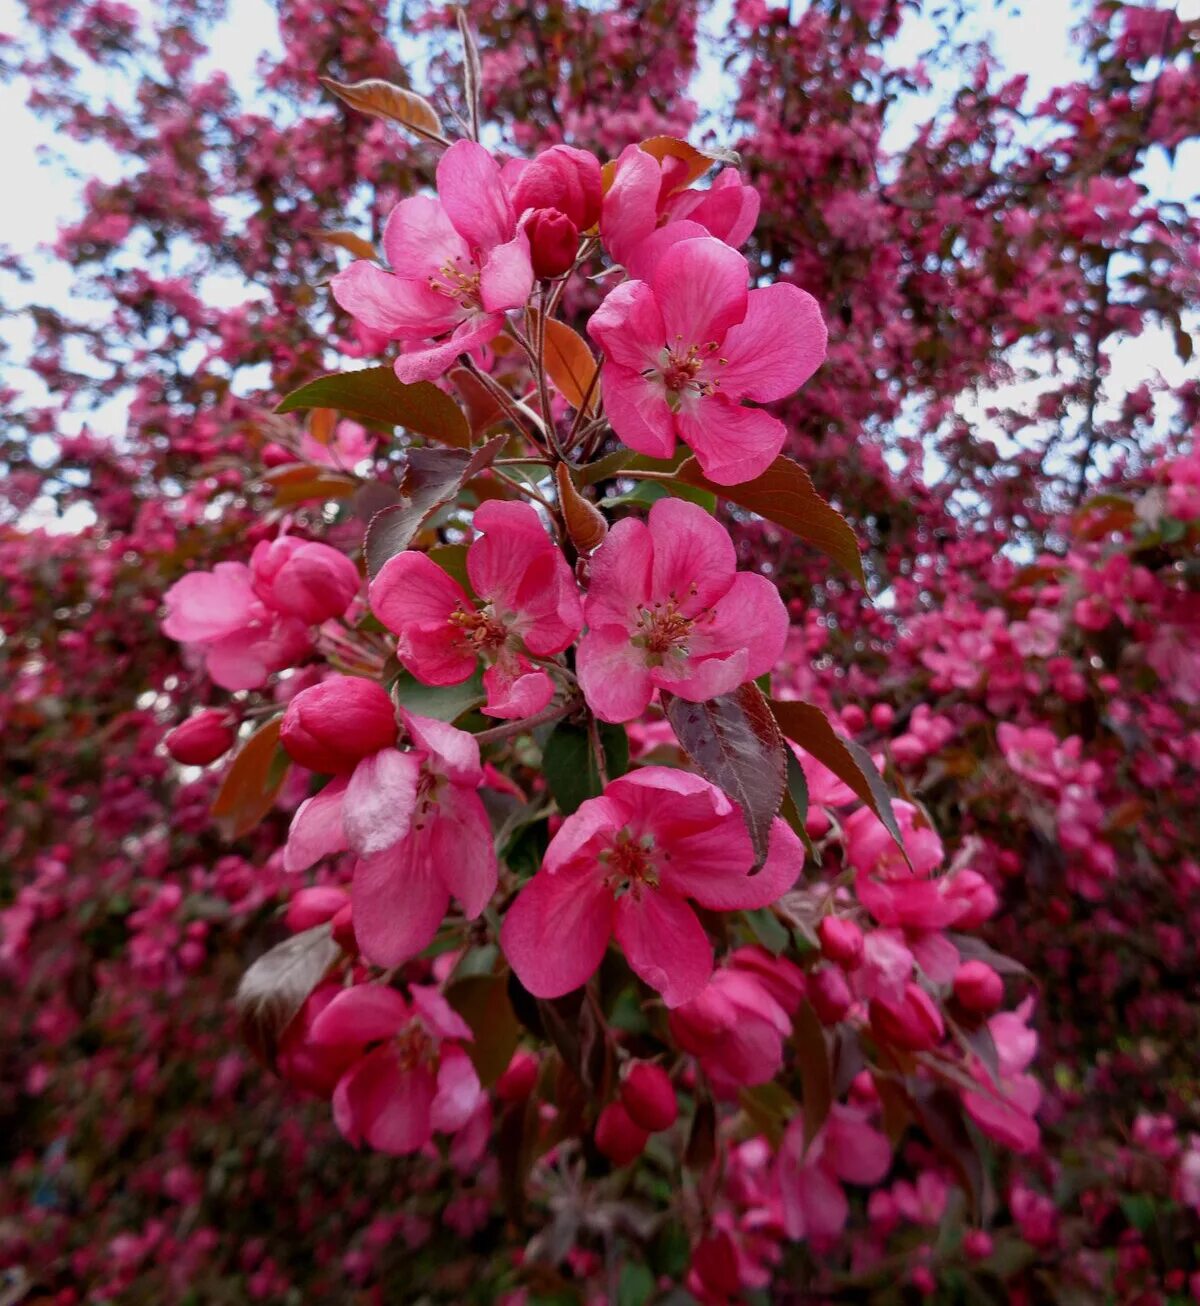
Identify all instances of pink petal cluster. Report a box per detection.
[774,1105,892,1244]
[669,947,805,1094]
[588,236,826,484]
[501,768,801,1008]
[305,984,483,1156]
[285,711,496,967]
[370,500,582,719]
[577,497,788,722]
[331,140,533,383]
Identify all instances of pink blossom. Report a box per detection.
[775,1105,892,1244]
[250,536,360,625]
[962,996,1041,1153]
[587,236,826,484]
[297,418,377,470]
[284,711,497,967]
[669,947,805,1093]
[370,500,582,719]
[309,984,482,1156]
[600,144,760,277]
[162,561,310,690]
[576,497,788,722]
[331,140,533,383]
[501,768,802,1007]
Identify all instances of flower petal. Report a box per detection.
[576,625,655,724]
[598,363,676,459]
[437,139,514,253]
[310,985,409,1047]
[500,862,614,999]
[284,775,350,872]
[650,237,748,347]
[587,279,665,371]
[430,1044,484,1133]
[333,1046,436,1155]
[718,282,827,402]
[614,889,712,1008]
[393,315,502,384]
[343,749,421,857]
[676,397,787,486]
[480,229,534,312]
[646,496,737,615]
[331,260,458,339]
[352,831,451,967]
[429,785,497,918]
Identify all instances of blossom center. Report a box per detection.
[634,598,700,663]
[653,340,725,401]
[601,829,659,894]
[395,1021,435,1072]
[449,605,508,652]
[428,255,482,309]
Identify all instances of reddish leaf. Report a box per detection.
[364,435,507,577]
[318,76,444,142]
[211,718,288,838]
[277,367,470,448]
[235,924,341,1068]
[663,683,786,865]
[450,365,505,434]
[673,455,865,586]
[542,318,599,413]
[264,465,358,505]
[446,971,522,1088]
[555,463,607,554]
[770,699,910,867]
[738,1080,795,1147]
[793,1000,833,1150]
[315,228,377,261]
[601,136,740,195]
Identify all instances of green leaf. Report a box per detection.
[391,668,485,721]
[779,748,818,863]
[771,698,910,868]
[617,1263,655,1306]
[542,722,629,814]
[277,366,470,448]
[743,905,789,955]
[672,455,866,586]
[663,683,786,865]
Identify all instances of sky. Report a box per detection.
[0,0,1196,527]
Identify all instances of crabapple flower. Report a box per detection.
[962,996,1041,1153]
[280,675,397,774]
[501,768,802,1008]
[284,711,497,967]
[297,418,377,470]
[600,144,760,278]
[588,236,826,484]
[371,500,582,719]
[309,984,482,1156]
[250,536,360,625]
[509,144,601,278]
[774,1105,892,1244]
[331,140,533,383]
[576,497,787,723]
[162,561,310,691]
[669,947,805,1094]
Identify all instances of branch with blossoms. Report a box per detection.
[159,41,1041,1295]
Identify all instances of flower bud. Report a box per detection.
[261,442,295,468]
[524,208,578,279]
[165,710,235,766]
[809,965,854,1024]
[280,676,397,773]
[870,982,945,1051]
[285,886,350,933]
[511,144,602,231]
[963,1230,993,1261]
[331,902,357,953]
[252,537,360,625]
[953,960,1004,1013]
[620,1061,678,1132]
[594,1101,649,1166]
[496,1049,539,1104]
[818,916,864,970]
[690,1231,741,1299]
